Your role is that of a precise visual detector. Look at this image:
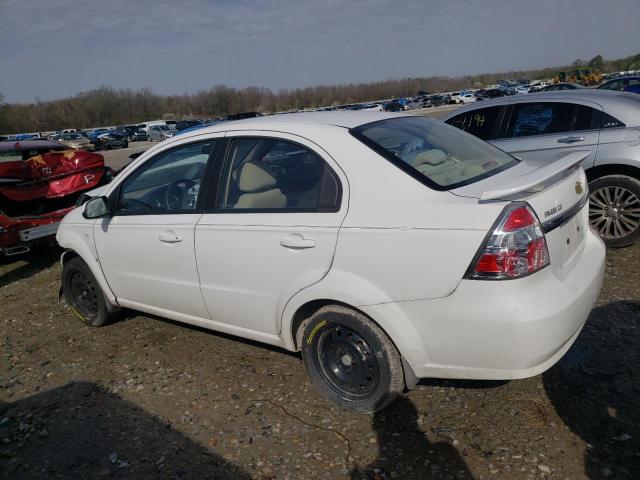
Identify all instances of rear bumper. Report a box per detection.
[360,230,606,380]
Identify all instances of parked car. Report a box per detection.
[149,124,175,142]
[58,112,604,413]
[382,101,403,112]
[93,132,129,150]
[515,85,531,95]
[597,76,640,91]
[176,120,203,131]
[360,103,384,111]
[459,93,478,104]
[539,83,585,92]
[0,140,110,255]
[225,112,263,121]
[52,132,95,151]
[443,89,640,247]
[131,129,149,141]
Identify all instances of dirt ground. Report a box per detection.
[1,240,639,479]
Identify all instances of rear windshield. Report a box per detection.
[351,116,517,190]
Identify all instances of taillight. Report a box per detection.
[467,203,549,280]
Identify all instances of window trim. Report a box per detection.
[350,117,519,192]
[204,135,343,214]
[110,139,221,217]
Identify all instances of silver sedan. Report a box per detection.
[443,89,640,247]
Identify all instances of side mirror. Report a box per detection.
[83,196,111,219]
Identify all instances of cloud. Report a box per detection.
[1,0,639,102]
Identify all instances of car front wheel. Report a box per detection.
[301,305,404,413]
[589,175,640,248]
[62,257,112,327]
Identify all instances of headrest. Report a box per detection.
[409,149,447,167]
[237,161,277,192]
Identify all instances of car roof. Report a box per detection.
[179,111,408,139]
[0,139,66,152]
[441,89,640,126]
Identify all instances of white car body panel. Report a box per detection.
[56,111,605,382]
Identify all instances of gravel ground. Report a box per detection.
[1,242,639,480]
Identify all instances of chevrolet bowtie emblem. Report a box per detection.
[575,181,583,195]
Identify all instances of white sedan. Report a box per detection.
[57,112,605,412]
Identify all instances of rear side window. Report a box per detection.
[445,106,503,140]
[352,116,517,190]
[506,102,574,138]
[572,105,601,131]
[601,112,625,129]
[217,138,340,211]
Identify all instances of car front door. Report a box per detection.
[490,100,602,169]
[195,133,347,336]
[94,139,219,319]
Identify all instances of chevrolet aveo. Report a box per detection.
[57,112,605,412]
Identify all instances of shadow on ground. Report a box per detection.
[0,246,60,289]
[351,396,474,480]
[544,300,640,479]
[0,382,249,479]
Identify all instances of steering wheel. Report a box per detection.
[164,179,195,210]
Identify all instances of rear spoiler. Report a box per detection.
[479,151,590,202]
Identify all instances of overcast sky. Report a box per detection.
[0,0,638,103]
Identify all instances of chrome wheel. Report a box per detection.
[589,186,640,239]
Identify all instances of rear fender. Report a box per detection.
[279,269,426,363]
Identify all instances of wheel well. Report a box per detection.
[290,299,350,351]
[61,249,79,265]
[586,164,640,183]
[289,299,420,389]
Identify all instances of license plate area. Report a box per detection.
[547,205,587,275]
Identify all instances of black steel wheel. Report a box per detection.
[301,305,404,413]
[62,256,112,327]
[317,324,380,397]
[69,270,100,317]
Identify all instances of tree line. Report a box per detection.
[1,52,639,134]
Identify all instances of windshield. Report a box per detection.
[351,116,517,190]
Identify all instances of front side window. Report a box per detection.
[118,140,215,213]
[445,106,503,140]
[352,116,517,190]
[218,138,340,211]
[506,102,574,138]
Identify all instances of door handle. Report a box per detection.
[159,231,183,243]
[280,234,316,249]
[557,136,585,144]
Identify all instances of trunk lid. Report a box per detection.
[452,150,591,276]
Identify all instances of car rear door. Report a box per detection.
[194,132,348,336]
[491,100,602,170]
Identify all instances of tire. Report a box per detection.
[301,305,404,413]
[62,257,112,327]
[122,140,128,148]
[588,175,640,248]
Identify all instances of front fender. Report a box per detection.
[57,219,117,306]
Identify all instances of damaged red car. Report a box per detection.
[0,140,112,255]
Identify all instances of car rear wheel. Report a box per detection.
[588,175,640,248]
[62,257,112,327]
[301,305,404,413]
